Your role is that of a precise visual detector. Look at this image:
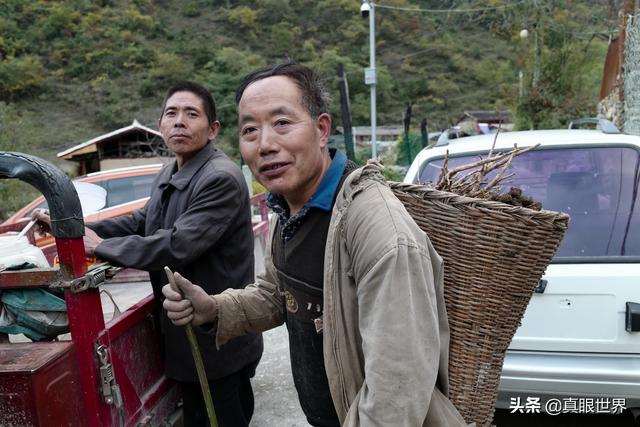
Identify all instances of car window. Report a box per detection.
[102,175,156,208]
[23,174,156,217]
[419,146,640,258]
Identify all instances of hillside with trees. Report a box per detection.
[0,0,622,218]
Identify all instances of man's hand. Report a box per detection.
[162,270,218,327]
[33,209,103,257]
[83,227,103,257]
[32,209,52,235]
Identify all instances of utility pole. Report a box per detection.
[532,25,541,87]
[337,63,356,162]
[361,0,377,159]
[518,70,524,99]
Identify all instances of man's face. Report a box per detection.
[159,91,219,167]
[238,76,331,206]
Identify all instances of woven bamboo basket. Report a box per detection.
[389,182,570,427]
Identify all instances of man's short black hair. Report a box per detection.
[235,63,330,119]
[161,81,217,125]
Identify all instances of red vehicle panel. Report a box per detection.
[0,152,269,426]
[0,342,84,426]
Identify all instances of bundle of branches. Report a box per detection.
[435,143,542,210]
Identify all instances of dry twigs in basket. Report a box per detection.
[435,143,542,210]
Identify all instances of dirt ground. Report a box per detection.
[251,325,307,426]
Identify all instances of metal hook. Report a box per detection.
[96,344,108,365]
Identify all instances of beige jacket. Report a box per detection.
[214,162,468,426]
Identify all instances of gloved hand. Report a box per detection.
[162,269,218,327]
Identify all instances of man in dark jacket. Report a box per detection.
[35,81,263,427]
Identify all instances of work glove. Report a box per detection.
[162,269,218,327]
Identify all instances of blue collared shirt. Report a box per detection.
[267,149,347,242]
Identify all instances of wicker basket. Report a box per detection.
[390,182,569,427]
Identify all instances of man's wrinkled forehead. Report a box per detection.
[238,77,304,123]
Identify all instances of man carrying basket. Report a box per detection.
[163,63,469,427]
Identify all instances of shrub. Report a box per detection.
[0,55,46,100]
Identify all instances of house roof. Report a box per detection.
[57,119,162,159]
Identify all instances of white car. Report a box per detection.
[404,123,640,415]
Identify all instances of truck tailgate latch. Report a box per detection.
[68,263,122,293]
[96,344,124,424]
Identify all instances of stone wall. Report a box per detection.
[624,14,640,135]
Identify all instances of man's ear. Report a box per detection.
[317,113,332,148]
[208,121,221,141]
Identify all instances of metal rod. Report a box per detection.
[164,267,218,427]
[16,218,36,240]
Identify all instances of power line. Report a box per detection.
[380,47,439,65]
[374,1,526,14]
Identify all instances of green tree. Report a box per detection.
[195,47,266,160]
[0,102,40,220]
[227,6,257,29]
[0,55,45,99]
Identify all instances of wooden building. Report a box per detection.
[57,120,171,175]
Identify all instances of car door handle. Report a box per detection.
[626,302,640,332]
[534,279,548,294]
